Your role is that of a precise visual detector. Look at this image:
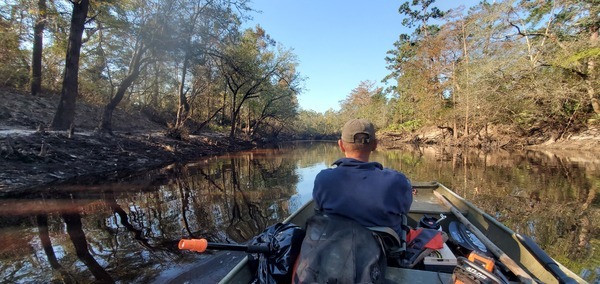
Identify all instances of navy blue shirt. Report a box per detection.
[312,158,413,234]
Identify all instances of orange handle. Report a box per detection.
[178,239,208,253]
[468,251,495,272]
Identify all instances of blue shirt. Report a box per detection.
[312,158,413,234]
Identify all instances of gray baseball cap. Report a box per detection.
[341,119,375,144]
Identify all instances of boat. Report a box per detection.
[217,182,585,283]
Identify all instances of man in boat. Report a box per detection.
[312,118,413,236]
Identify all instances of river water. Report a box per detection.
[0,141,598,283]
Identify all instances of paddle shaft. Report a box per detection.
[433,191,535,284]
[206,242,271,254]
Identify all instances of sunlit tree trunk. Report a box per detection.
[587,25,599,115]
[452,61,458,140]
[461,21,470,136]
[587,62,599,115]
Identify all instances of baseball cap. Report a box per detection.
[341,119,375,144]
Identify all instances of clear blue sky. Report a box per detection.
[247,1,478,113]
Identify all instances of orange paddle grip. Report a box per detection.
[178,239,208,253]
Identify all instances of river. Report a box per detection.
[0,141,598,283]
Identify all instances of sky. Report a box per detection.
[246,1,479,113]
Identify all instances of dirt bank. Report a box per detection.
[0,90,248,196]
[377,124,600,151]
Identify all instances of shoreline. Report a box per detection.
[2,131,599,196]
[0,130,249,196]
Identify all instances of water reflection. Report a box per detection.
[0,142,598,282]
[0,145,306,283]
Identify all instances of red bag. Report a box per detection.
[407,228,444,250]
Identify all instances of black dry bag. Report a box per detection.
[293,213,387,284]
[248,222,306,284]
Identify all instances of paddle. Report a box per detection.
[178,238,271,254]
[433,191,536,284]
[182,223,305,283]
[515,234,578,284]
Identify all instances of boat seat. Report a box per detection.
[368,215,407,259]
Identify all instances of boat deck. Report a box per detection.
[410,197,451,214]
[410,187,465,215]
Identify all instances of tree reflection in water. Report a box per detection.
[61,212,114,283]
[0,142,598,282]
[104,190,153,250]
[36,213,76,283]
[36,214,61,269]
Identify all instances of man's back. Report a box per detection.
[312,157,412,234]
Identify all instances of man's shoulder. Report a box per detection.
[379,168,411,185]
[314,167,338,180]
[317,166,337,174]
[380,167,407,177]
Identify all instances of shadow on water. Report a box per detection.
[0,141,598,282]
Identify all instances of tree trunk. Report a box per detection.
[176,53,191,128]
[228,87,262,141]
[587,66,599,115]
[461,21,470,136]
[193,107,223,134]
[245,108,251,134]
[588,24,599,115]
[220,86,227,124]
[229,104,238,140]
[98,43,146,134]
[30,0,47,96]
[452,61,459,140]
[151,62,160,106]
[98,74,139,134]
[50,0,89,130]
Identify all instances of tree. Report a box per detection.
[245,62,301,139]
[219,26,297,141]
[172,0,213,129]
[0,1,32,88]
[398,0,445,37]
[97,38,153,134]
[3,0,306,143]
[382,0,600,141]
[385,0,447,130]
[171,0,249,130]
[339,80,387,129]
[92,0,251,135]
[30,0,47,96]
[50,0,90,130]
[294,109,341,139]
[96,0,175,134]
[522,0,600,116]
